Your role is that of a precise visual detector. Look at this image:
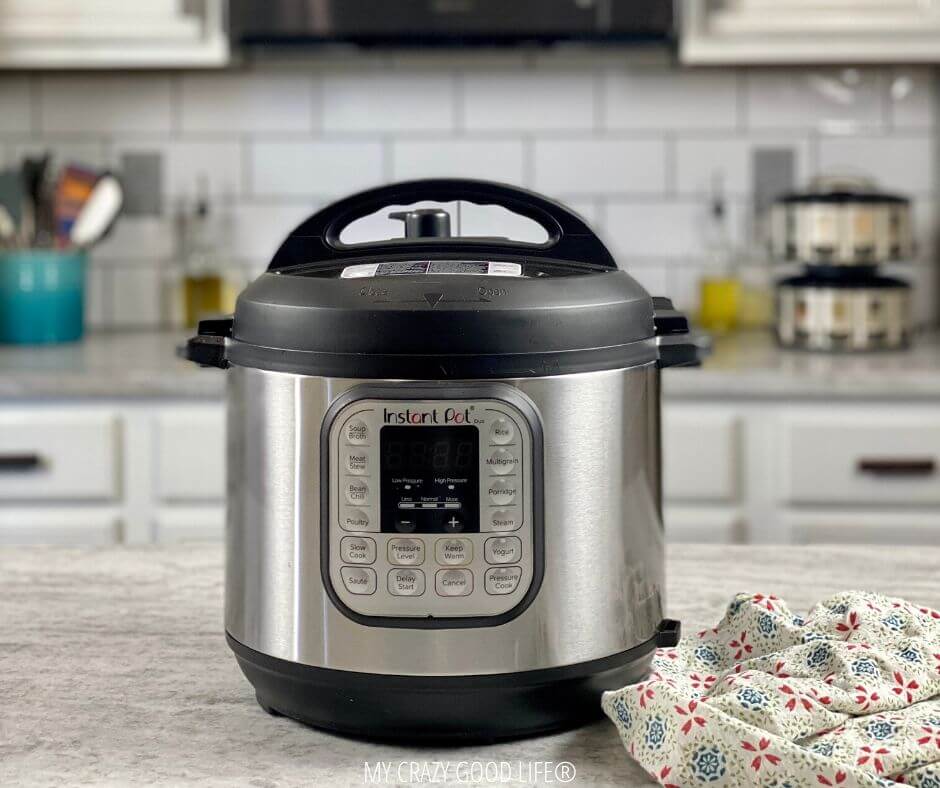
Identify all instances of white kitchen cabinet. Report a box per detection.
[663,410,740,502]
[0,508,120,545]
[156,408,226,502]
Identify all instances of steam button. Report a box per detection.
[344,419,369,445]
[488,479,516,506]
[488,509,520,532]
[340,566,376,595]
[489,418,515,445]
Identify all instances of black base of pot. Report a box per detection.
[227,631,660,743]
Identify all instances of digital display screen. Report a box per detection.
[380,425,479,534]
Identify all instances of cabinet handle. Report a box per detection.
[0,453,43,472]
[857,457,936,477]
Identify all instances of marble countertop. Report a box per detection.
[1,329,940,401]
[3,543,939,787]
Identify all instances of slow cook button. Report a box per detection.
[435,568,473,597]
[487,479,516,506]
[485,566,522,595]
[340,508,374,532]
[484,536,521,565]
[488,509,520,532]
[345,478,370,505]
[388,568,425,596]
[387,538,425,566]
[344,419,369,445]
[340,566,376,595]
[340,536,376,564]
[344,450,369,475]
[489,418,515,446]
[485,449,517,476]
[435,538,472,566]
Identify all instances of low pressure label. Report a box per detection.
[341,261,522,279]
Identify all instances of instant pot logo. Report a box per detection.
[383,406,473,425]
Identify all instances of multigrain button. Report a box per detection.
[488,509,520,532]
[485,536,521,565]
[340,508,374,532]
[435,569,473,597]
[344,450,369,475]
[489,418,514,445]
[435,538,472,566]
[485,566,522,595]
[387,568,425,596]
[485,449,517,476]
[340,536,375,564]
[345,478,370,505]
[388,538,425,566]
[344,419,369,445]
[487,479,516,506]
[340,566,376,595]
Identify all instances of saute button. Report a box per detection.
[489,418,514,445]
[487,480,516,506]
[340,508,374,532]
[484,536,521,565]
[388,568,425,596]
[340,536,376,564]
[435,538,472,566]
[488,509,520,532]
[485,566,522,595]
[344,451,369,475]
[345,479,370,505]
[388,538,425,566]
[344,419,369,445]
[340,566,376,595]
[435,569,473,597]
[486,449,517,476]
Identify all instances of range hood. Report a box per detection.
[231,0,673,48]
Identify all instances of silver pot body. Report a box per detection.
[224,362,665,677]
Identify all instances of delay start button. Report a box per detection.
[485,566,522,595]
[388,568,425,596]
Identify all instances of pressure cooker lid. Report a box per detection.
[191,180,694,378]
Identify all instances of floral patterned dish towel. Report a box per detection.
[602,592,940,787]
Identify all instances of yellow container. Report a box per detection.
[698,276,741,333]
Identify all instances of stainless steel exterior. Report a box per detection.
[226,363,664,677]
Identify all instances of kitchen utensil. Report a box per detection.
[0,169,23,234]
[20,154,52,247]
[54,165,99,247]
[0,205,16,247]
[70,174,123,248]
[182,179,696,742]
[0,249,86,344]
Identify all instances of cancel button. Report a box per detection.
[484,566,522,595]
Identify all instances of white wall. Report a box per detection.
[0,54,935,328]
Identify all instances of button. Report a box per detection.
[340,508,374,532]
[435,538,473,566]
[485,566,522,595]
[345,478,370,505]
[435,569,473,597]
[388,538,425,566]
[443,513,465,533]
[340,536,375,564]
[487,479,516,506]
[388,568,425,596]
[488,509,520,532]
[340,566,376,595]
[344,450,369,475]
[485,536,521,565]
[393,516,417,534]
[485,449,517,476]
[344,419,369,445]
[489,418,515,445]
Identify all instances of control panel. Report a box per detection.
[324,394,538,622]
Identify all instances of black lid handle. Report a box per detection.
[268,179,616,270]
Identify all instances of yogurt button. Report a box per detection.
[340,566,376,595]
[488,479,516,506]
[435,569,473,597]
[484,566,522,595]
[344,419,369,445]
[489,418,515,445]
[484,536,521,565]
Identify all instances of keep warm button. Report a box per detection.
[485,566,522,595]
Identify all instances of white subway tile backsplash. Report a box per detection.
[323,71,455,133]
[0,77,32,133]
[605,68,738,131]
[110,266,162,328]
[889,68,935,130]
[605,200,742,259]
[10,139,108,170]
[744,69,885,132]
[533,139,666,196]
[459,202,549,243]
[340,201,460,244]
[40,75,172,134]
[84,261,110,330]
[229,201,320,266]
[816,135,934,195]
[463,71,594,132]
[392,139,524,183]
[180,72,316,133]
[111,140,242,198]
[626,264,669,297]
[251,141,384,198]
[94,217,176,263]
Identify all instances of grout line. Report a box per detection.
[593,67,605,132]
[381,135,394,182]
[169,73,182,139]
[241,133,253,198]
[312,73,324,134]
[453,70,465,135]
[663,132,677,198]
[29,74,42,135]
[521,135,535,189]
[736,69,748,133]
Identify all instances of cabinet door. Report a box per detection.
[156,408,225,502]
[665,506,744,543]
[791,511,940,546]
[0,509,120,545]
[663,409,740,502]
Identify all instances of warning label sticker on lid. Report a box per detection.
[340,261,522,279]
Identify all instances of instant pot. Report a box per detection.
[184,179,696,741]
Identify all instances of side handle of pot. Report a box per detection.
[179,316,233,369]
[652,297,705,369]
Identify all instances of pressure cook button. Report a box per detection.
[484,536,521,565]
[487,480,516,506]
[345,479,370,505]
[388,538,425,566]
[435,569,473,597]
[485,566,522,595]
[486,449,517,476]
[344,451,369,475]
[340,536,376,564]
[340,566,376,595]
[489,418,514,446]
[340,508,374,532]
[344,419,369,445]
[435,538,472,566]
[488,509,520,532]
[388,568,425,596]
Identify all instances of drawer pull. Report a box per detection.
[857,458,936,477]
[0,453,43,472]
